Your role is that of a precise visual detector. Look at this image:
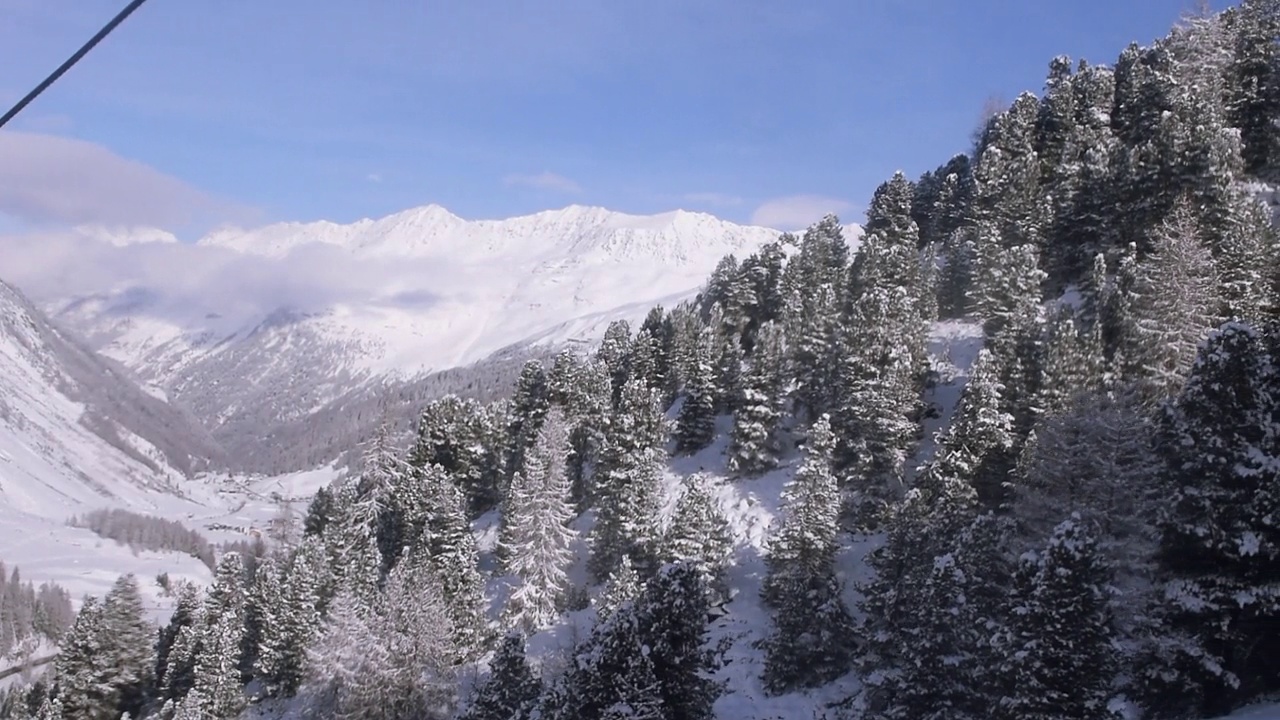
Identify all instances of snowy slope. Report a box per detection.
[0,278,221,519]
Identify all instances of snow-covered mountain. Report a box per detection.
[48,204,851,472]
[0,278,221,520]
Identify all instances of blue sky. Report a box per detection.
[0,0,1225,234]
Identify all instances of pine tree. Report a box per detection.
[507,359,552,482]
[460,633,541,720]
[418,468,488,660]
[1120,203,1220,402]
[662,473,734,601]
[303,547,458,720]
[598,320,634,406]
[192,553,247,719]
[711,315,744,414]
[98,575,154,718]
[597,555,641,621]
[54,596,110,720]
[760,415,854,692]
[674,327,717,455]
[1225,0,1280,177]
[727,321,784,476]
[996,515,1117,720]
[155,582,201,703]
[1143,321,1280,717]
[501,412,578,634]
[257,535,327,698]
[589,379,666,581]
[929,348,1016,509]
[858,460,982,713]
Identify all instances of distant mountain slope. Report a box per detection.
[0,278,221,519]
[49,205,859,473]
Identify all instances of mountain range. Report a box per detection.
[8,204,858,477]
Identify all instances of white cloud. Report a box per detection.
[503,171,582,194]
[750,194,855,231]
[682,192,743,207]
[366,172,383,183]
[0,131,256,230]
[0,227,480,330]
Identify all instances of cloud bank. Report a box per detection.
[750,194,855,231]
[0,131,255,230]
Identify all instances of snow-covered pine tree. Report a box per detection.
[635,562,716,720]
[597,555,642,621]
[727,321,785,476]
[996,515,1117,720]
[1034,305,1105,418]
[257,535,328,698]
[53,596,110,720]
[1224,0,1280,178]
[760,415,854,692]
[410,395,505,514]
[460,633,541,720]
[303,546,458,720]
[501,410,578,634]
[662,473,733,602]
[155,582,201,703]
[589,378,666,581]
[97,574,154,718]
[830,281,921,519]
[418,468,488,660]
[870,513,1010,720]
[785,282,841,420]
[711,310,744,415]
[598,319,634,407]
[506,359,552,486]
[1142,321,1280,717]
[157,589,205,705]
[1014,388,1160,614]
[929,348,1016,509]
[192,553,247,719]
[858,457,982,714]
[674,327,717,458]
[1120,202,1219,403]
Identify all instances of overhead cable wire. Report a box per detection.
[0,0,153,131]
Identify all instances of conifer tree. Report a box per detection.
[155,582,201,703]
[257,535,327,698]
[418,469,487,660]
[996,515,1117,720]
[506,359,552,483]
[1120,204,1220,402]
[674,328,717,454]
[1144,322,1280,717]
[460,633,541,720]
[192,553,247,719]
[711,317,744,414]
[589,379,666,581]
[598,320,634,406]
[662,473,734,601]
[54,596,109,720]
[760,415,854,692]
[98,575,154,718]
[930,348,1016,509]
[597,555,642,621]
[727,321,785,476]
[501,412,578,634]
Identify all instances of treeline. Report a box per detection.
[68,509,216,570]
[0,561,74,660]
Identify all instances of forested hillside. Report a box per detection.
[6,2,1280,719]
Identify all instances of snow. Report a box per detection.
[1218,704,1280,720]
[54,204,785,383]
